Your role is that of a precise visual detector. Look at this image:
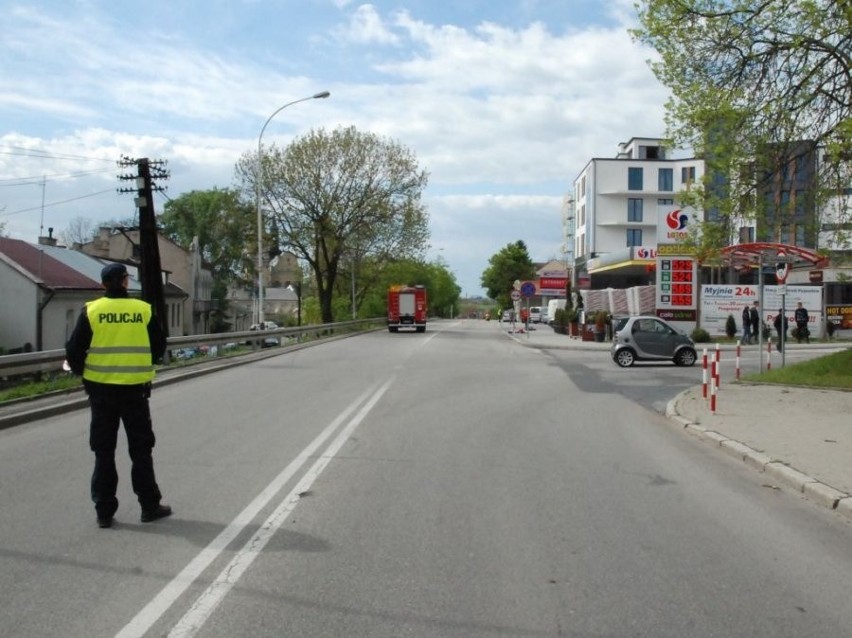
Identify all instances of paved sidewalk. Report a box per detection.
[505,321,852,521]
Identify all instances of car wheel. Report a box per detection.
[614,348,635,367]
[674,348,697,367]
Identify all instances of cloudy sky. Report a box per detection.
[0,0,670,297]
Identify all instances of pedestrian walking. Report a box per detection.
[65,263,172,529]
[773,308,789,352]
[741,304,752,344]
[794,301,810,343]
[749,301,761,343]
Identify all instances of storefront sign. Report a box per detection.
[699,284,823,334]
[539,277,567,290]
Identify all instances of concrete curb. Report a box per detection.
[666,393,852,522]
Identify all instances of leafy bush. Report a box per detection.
[725,314,737,339]
[691,327,711,343]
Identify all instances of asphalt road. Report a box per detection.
[1,320,851,637]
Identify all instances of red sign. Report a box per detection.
[539,277,567,289]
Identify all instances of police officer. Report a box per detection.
[66,263,172,528]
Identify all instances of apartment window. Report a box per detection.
[795,225,805,245]
[764,191,776,216]
[628,167,643,191]
[627,198,643,222]
[658,198,674,206]
[795,189,806,217]
[581,175,586,197]
[626,228,642,246]
[681,166,696,184]
[658,168,673,191]
[795,155,808,182]
[170,302,181,330]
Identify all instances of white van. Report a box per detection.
[529,306,542,323]
[546,299,566,325]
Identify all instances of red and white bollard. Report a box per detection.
[715,343,721,388]
[710,368,717,413]
[735,341,741,380]
[702,348,708,399]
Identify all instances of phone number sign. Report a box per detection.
[657,256,697,310]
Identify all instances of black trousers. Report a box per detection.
[87,384,162,518]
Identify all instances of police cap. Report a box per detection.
[101,262,128,287]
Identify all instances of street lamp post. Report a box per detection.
[256,91,330,326]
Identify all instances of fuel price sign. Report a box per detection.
[657,255,697,315]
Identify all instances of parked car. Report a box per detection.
[529,306,542,323]
[248,321,281,347]
[501,309,514,322]
[610,315,697,367]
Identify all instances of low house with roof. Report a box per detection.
[76,227,214,335]
[0,235,186,354]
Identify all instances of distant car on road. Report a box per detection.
[501,309,514,322]
[610,315,697,367]
[529,306,542,323]
[249,321,281,347]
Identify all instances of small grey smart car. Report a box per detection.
[610,315,697,367]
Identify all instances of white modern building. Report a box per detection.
[569,137,705,289]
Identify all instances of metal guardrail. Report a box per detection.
[0,318,383,379]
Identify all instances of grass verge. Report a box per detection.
[740,348,852,390]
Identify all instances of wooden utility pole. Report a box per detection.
[118,157,170,336]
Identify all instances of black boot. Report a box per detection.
[141,504,172,523]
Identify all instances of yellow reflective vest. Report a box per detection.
[83,297,155,385]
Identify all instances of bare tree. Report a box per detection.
[60,216,97,247]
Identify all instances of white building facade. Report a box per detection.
[569,137,705,289]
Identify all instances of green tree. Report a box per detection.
[633,0,851,249]
[237,126,430,323]
[160,189,255,285]
[160,189,257,330]
[355,258,460,320]
[480,241,536,309]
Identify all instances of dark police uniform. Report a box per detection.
[65,263,170,528]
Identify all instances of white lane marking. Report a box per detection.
[167,377,394,637]
[115,380,389,638]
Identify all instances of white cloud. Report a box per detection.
[333,4,400,45]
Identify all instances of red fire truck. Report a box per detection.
[387,285,427,332]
